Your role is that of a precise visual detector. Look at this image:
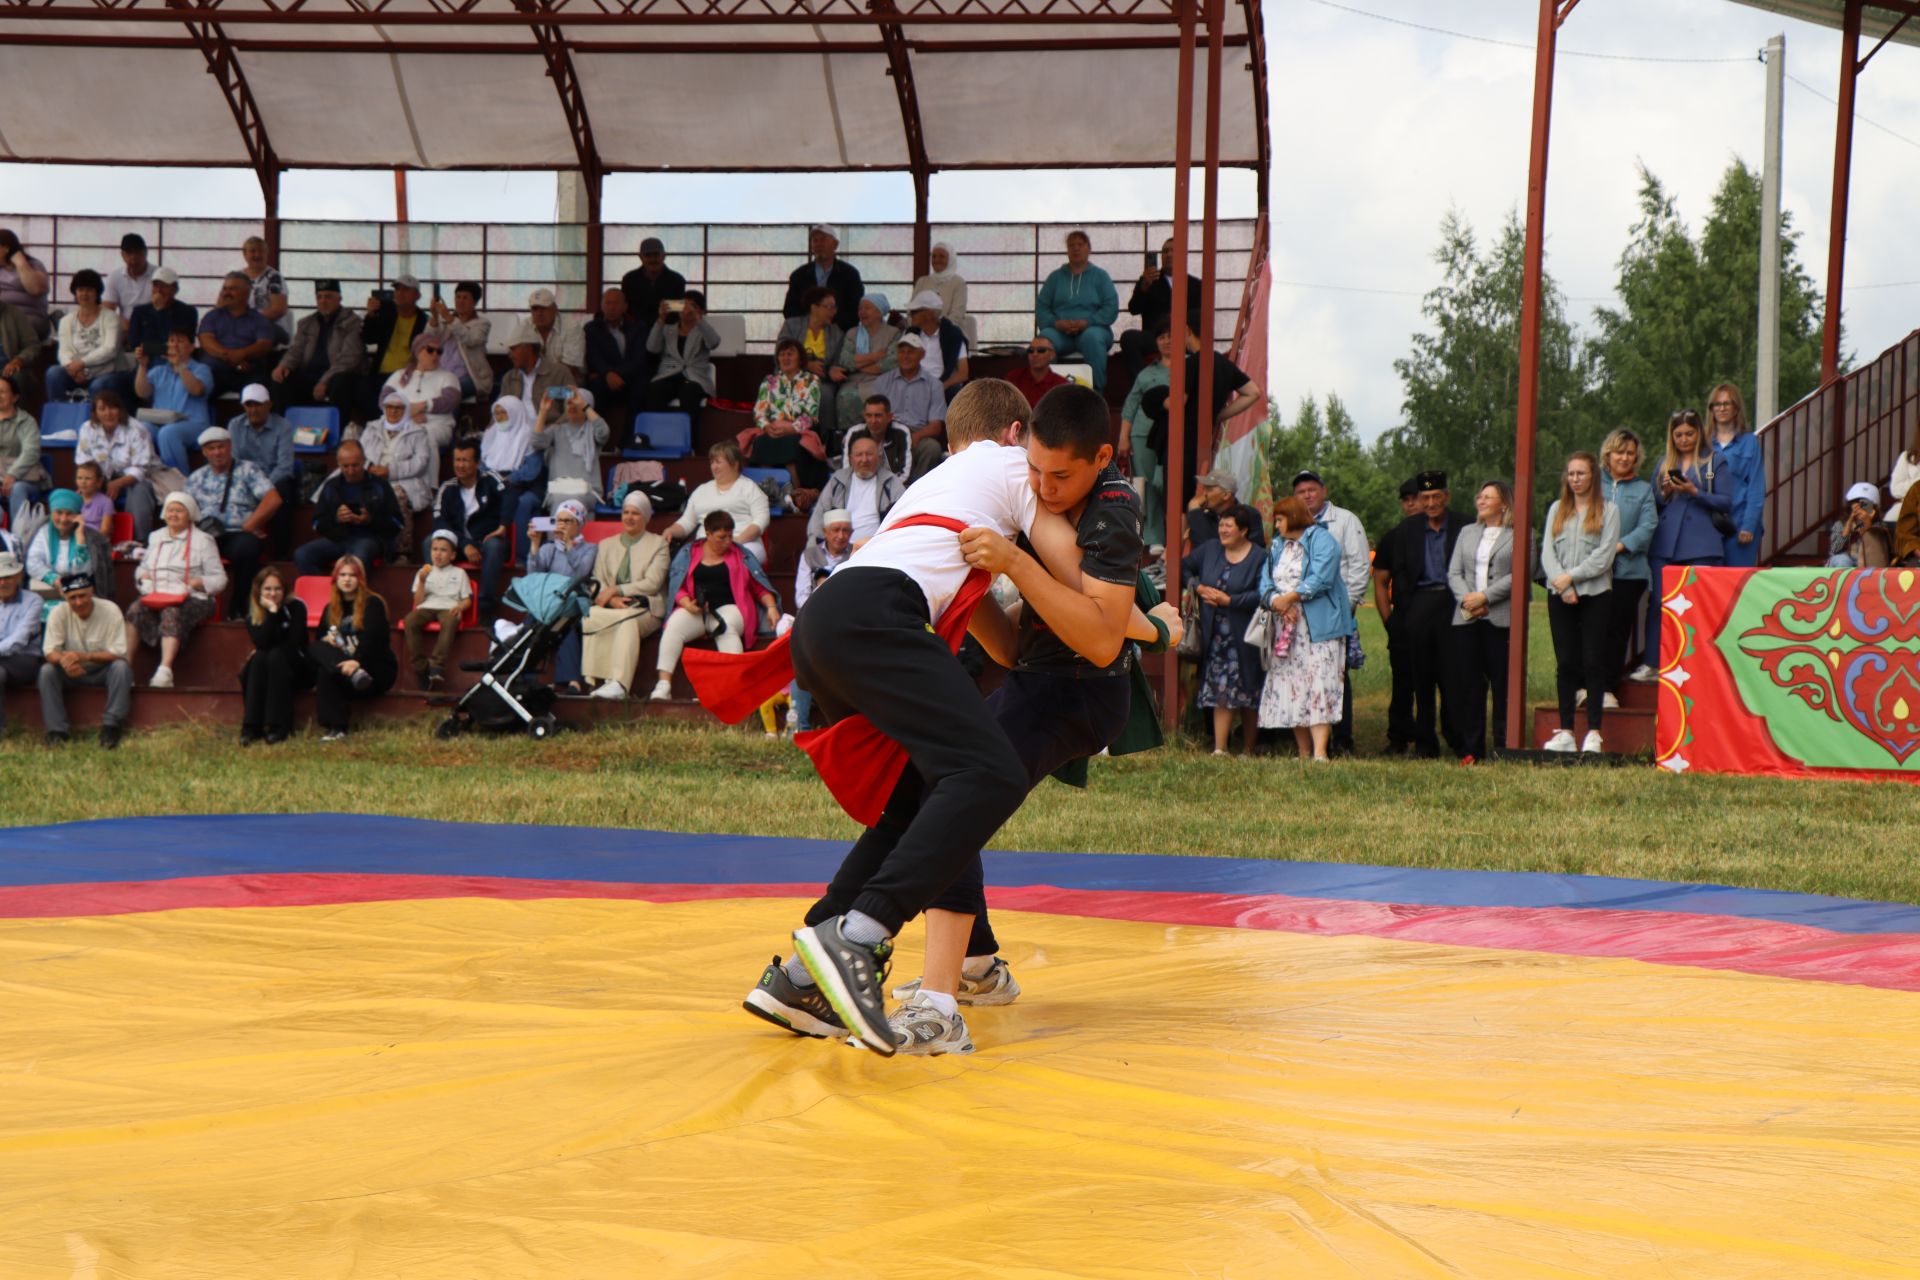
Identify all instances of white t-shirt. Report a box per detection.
[916,330,968,384]
[847,473,883,543]
[845,440,1037,625]
[104,265,153,316]
[417,563,473,612]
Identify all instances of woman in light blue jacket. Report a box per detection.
[1708,382,1764,566]
[1256,495,1353,761]
[1541,451,1619,754]
[1599,427,1658,686]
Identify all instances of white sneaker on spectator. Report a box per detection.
[1581,731,1605,754]
[591,680,627,701]
[1574,688,1586,707]
[1627,664,1658,683]
[649,679,672,701]
[1542,729,1577,753]
[1602,692,1620,709]
[149,666,174,689]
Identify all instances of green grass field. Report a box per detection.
[5,607,1918,905]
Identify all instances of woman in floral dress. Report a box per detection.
[1257,495,1354,760]
[1180,503,1265,755]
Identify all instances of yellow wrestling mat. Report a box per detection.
[4,895,1920,1278]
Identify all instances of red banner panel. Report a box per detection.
[1657,566,1920,782]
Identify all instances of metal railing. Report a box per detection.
[0,214,1255,356]
[1758,328,1919,561]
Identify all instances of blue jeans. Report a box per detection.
[151,418,212,473]
[1643,553,1725,671]
[6,478,40,530]
[295,534,388,577]
[552,629,583,686]
[45,364,127,403]
[424,531,510,609]
[1039,323,1114,390]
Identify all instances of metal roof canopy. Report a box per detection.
[1504,0,1916,754]
[0,0,1270,277]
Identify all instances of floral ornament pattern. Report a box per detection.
[1726,569,1920,768]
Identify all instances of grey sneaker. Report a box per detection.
[892,957,1022,1007]
[742,956,845,1039]
[874,994,975,1056]
[792,917,895,1056]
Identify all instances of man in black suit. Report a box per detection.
[1375,470,1472,757]
[584,287,650,444]
[782,223,864,324]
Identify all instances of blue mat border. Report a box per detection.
[2,814,1916,936]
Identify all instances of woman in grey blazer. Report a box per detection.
[643,290,721,414]
[1445,479,1515,761]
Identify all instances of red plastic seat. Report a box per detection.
[581,520,621,545]
[293,576,333,623]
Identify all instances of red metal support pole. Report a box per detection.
[1505,0,1568,752]
[1161,0,1199,732]
[1195,0,1224,472]
[1821,0,1862,386]
[393,168,409,223]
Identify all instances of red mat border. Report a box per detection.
[4,873,1917,993]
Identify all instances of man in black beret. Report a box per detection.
[271,278,366,420]
[1373,470,1471,757]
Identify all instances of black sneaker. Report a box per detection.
[742,956,847,1039]
[45,731,69,747]
[98,724,124,750]
[792,917,895,1056]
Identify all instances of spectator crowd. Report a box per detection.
[3,220,1835,763]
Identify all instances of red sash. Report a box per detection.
[683,513,991,826]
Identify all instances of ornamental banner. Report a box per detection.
[1657,566,1920,782]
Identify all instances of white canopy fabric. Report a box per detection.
[0,2,1266,174]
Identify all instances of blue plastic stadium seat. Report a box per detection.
[741,467,787,487]
[38,400,88,444]
[625,412,693,460]
[287,406,341,455]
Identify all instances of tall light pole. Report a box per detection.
[1757,34,1785,425]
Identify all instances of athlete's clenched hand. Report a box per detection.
[959,526,1020,576]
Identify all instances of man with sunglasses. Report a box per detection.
[1007,333,1068,408]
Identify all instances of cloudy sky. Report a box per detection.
[1,0,1914,440]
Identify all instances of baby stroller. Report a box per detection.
[435,571,596,740]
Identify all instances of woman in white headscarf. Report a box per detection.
[913,243,968,324]
[532,386,609,514]
[363,389,436,557]
[830,291,900,433]
[126,489,226,689]
[483,393,544,563]
[580,488,670,700]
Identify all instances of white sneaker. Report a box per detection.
[1627,664,1658,684]
[1542,729,1577,753]
[1582,731,1605,754]
[872,993,975,1056]
[1574,688,1586,708]
[1602,692,1620,710]
[648,679,672,701]
[893,957,1022,1007]
[590,680,627,701]
[149,666,174,689]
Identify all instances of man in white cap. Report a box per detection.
[905,289,969,400]
[811,433,903,546]
[1830,481,1890,568]
[870,333,948,482]
[497,319,576,408]
[125,265,198,366]
[0,548,41,736]
[782,223,864,326]
[186,424,281,610]
[527,286,586,377]
[226,384,297,551]
[364,271,426,387]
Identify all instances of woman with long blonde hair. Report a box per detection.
[1706,381,1763,565]
[1540,452,1619,754]
[307,556,397,741]
[1645,409,1732,686]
